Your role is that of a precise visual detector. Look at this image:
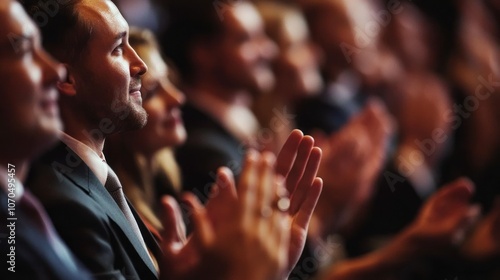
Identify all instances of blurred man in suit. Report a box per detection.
[0,1,90,279]
[163,0,278,201]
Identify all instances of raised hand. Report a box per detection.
[320,178,481,280]
[311,101,393,237]
[275,129,323,274]
[403,178,480,254]
[210,129,323,276]
[160,150,294,280]
[160,130,323,280]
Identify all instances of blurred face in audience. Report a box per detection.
[389,7,436,71]
[67,0,148,133]
[212,2,277,94]
[271,11,323,100]
[306,0,354,69]
[126,42,186,155]
[0,0,64,160]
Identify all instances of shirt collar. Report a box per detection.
[59,132,108,186]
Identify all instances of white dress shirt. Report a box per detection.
[59,133,108,186]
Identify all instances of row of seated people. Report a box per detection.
[0,0,499,279]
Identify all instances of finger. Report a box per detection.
[285,136,314,194]
[422,178,476,222]
[181,193,214,248]
[452,204,482,246]
[433,177,475,208]
[293,177,323,230]
[238,150,260,219]
[211,167,238,205]
[256,152,277,222]
[290,147,322,214]
[276,129,303,177]
[160,195,187,247]
[238,149,259,197]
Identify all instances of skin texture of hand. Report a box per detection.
[320,178,480,280]
[311,100,393,238]
[159,130,323,280]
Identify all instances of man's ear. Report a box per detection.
[57,64,77,96]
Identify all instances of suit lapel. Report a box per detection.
[88,179,158,276]
[127,198,162,258]
[50,142,158,277]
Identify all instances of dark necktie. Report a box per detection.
[104,165,155,266]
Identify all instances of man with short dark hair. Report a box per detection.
[163,0,279,201]
[23,0,160,278]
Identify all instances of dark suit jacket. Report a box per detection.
[176,103,245,203]
[0,189,91,280]
[26,142,160,280]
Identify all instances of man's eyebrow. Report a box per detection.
[114,31,127,42]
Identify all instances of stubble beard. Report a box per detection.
[117,100,148,132]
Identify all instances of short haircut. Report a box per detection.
[160,0,227,81]
[21,0,93,63]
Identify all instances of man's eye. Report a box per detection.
[113,43,124,54]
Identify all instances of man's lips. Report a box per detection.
[129,87,142,98]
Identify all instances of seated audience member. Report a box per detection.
[22,1,324,279]
[106,28,186,236]
[254,0,393,238]
[23,0,161,278]
[445,0,500,212]
[162,0,279,201]
[252,1,323,154]
[295,0,367,135]
[379,2,453,196]
[0,1,90,279]
[295,1,424,263]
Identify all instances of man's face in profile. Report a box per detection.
[0,0,64,158]
[212,2,277,94]
[68,0,148,133]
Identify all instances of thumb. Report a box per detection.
[182,193,214,249]
[160,195,187,251]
